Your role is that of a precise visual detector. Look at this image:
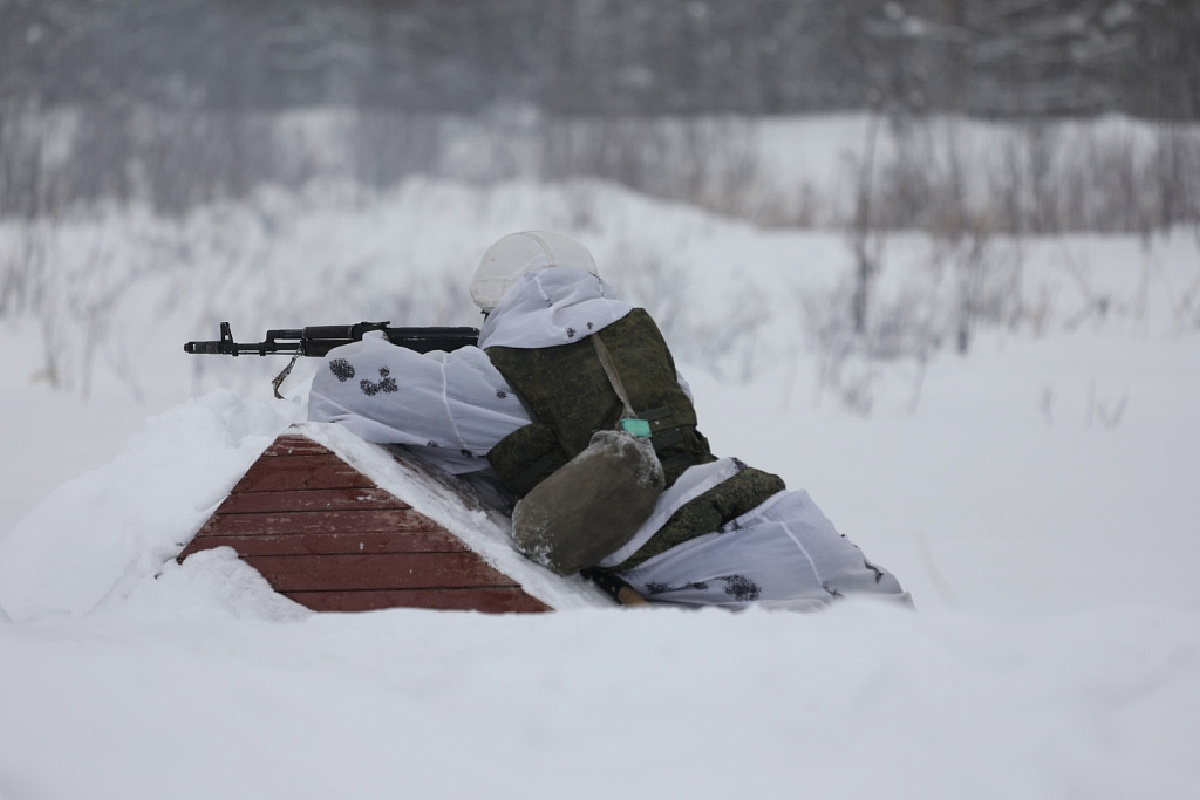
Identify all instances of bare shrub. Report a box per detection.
[540,115,760,221]
[0,225,43,316]
[353,111,442,189]
[601,243,768,383]
[927,213,1023,354]
[1152,125,1200,231]
[1085,378,1129,430]
[802,277,942,416]
[5,101,1200,236]
[846,113,887,335]
[862,118,1200,237]
[7,218,158,396]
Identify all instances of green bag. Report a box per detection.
[511,429,663,575]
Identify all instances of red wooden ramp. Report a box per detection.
[178,433,550,613]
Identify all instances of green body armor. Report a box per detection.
[486,308,783,570]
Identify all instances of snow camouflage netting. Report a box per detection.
[309,338,529,474]
[308,266,904,608]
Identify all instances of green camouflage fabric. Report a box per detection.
[610,465,786,571]
[486,308,783,571]
[486,308,714,495]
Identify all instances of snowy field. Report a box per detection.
[2,177,1200,799]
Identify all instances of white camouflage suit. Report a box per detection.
[309,267,906,610]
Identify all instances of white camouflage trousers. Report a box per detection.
[618,488,906,610]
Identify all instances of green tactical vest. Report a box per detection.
[486,308,784,571]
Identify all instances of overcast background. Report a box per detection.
[3,0,1199,221]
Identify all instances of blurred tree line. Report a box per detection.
[3,0,1197,119]
[3,0,1199,392]
[2,0,1198,226]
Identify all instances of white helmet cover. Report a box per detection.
[471,231,598,312]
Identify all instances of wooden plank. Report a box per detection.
[180,431,551,613]
[260,436,335,457]
[231,455,376,493]
[198,508,444,537]
[242,552,516,591]
[284,588,551,613]
[179,529,469,559]
[216,488,410,515]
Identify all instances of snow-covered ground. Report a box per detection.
[2,179,1199,799]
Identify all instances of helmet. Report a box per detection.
[470,231,598,312]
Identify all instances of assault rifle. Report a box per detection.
[184,321,479,397]
[184,321,479,358]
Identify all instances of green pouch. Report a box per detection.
[511,430,664,575]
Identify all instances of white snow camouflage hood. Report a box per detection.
[470,231,599,313]
[477,266,634,350]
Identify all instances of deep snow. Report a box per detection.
[2,177,1199,799]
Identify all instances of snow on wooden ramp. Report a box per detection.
[178,424,604,613]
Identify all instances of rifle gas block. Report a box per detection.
[184,321,480,357]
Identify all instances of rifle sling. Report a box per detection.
[590,335,638,420]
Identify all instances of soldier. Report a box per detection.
[309,231,906,609]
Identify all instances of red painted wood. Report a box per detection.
[198,509,445,537]
[178,431,552,612]
[284,588,551,613]
[243,552,515,591]
[261,436,337,457]
[217,488,409,515]
[180,529,469,558]
[232,455,375,493]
